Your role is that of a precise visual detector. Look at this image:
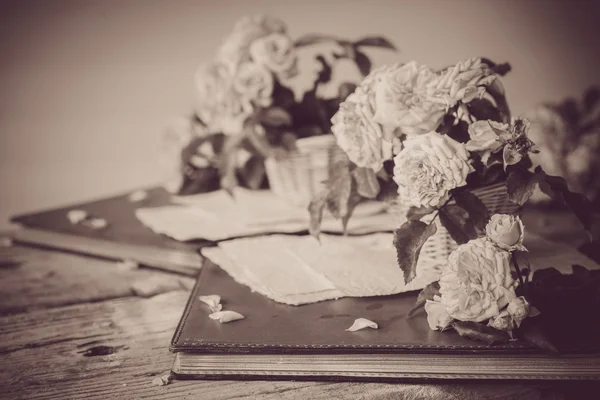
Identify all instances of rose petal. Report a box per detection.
[199,294,221,308]
[152,372,172,386]
[67,209,88,224]
[82,218,108,230]
[128,190,148,202]
[209,310,245,323]
[345,318,378,332]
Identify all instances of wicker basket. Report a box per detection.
[264,134,344,207]
[392,182,521,277]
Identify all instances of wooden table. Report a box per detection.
[1,209,599,399]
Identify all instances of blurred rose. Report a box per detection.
[373,62,447,135]
[465,120,506,163]
[393,132,473,207]
[485,214,527,252]
[249,33,297,78]
[232,62,274,109]
[440,238,517,322]
[436,57,495,104]
[194,62,252,135]
[425,297,454,331]
[217,15,287,67]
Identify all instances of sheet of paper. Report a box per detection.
[201,232,600,306]
[136,188,397,242]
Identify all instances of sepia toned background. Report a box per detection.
[1,0,599,229]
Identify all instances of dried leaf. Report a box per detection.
[393,220,438,284]
[451,320,510,345]
[346,318,378,331]
[128,190,148,202]
[353,36,397,50]
[209,310,245,323]
[67,209,88,224]
[352,167,380,199]
[407,281,441,319]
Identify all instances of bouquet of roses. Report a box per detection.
[161,14,397,196]
[310,57,594,283]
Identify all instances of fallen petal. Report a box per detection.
[67,209,88,224]
[346,318,378,332]
[209,304,223,313]
[199,295,221,308]
[152,372,172,386]
[209,310,244,323]
[128,190,148,202]
[83,218,108,230]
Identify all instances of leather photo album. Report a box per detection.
[170,260,600,382]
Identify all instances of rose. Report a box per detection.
[217,15,287,67]
[373,62,448,135]
[392,132,474,207]
[485,214,527,252]
[424,297,454,331]
[331,66,392,171]
[249,33,297,79]
[465,120,506,163]
[232,62,274,109]
[439,237,517,322]
[436,57,495,104]
[194,62,252,135]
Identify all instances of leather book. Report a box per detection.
[10,187,207,275]
[170,260,600,381]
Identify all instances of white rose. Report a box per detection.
[217,15,287,67]
[485,214,527,252]
[249,33,297,78]
[331,66,393,171]
[440,237,517,322]
[373,62,448,135]
[392,132,474,207]
[436,57,495,104]
[233,62,274,109]
[465,120,506,163]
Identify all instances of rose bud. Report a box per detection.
[485,214,527,252]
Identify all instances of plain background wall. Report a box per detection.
[1,0,599,228]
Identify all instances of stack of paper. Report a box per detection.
[136,189,397,242]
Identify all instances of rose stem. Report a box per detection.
[512,253,525,286]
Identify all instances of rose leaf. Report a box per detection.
[451,320,510,345]
[237,156,266,190]
[393,220,438,284]
[453,190,490,236]
[352,167,380,199]
[353,36,398,50]
[506,166,541,206]
[294,33,346,48]
[258,107,293,128]
[467,98,502,122]
[406,206,437,221]
[439,204,475,245]
[308,190,328,241]
[407,281,441,319]
[536,167,594,237]
[519,318,559,353]
[325,161,353,219]
[341,188,363,235]
[353,50,372,77]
